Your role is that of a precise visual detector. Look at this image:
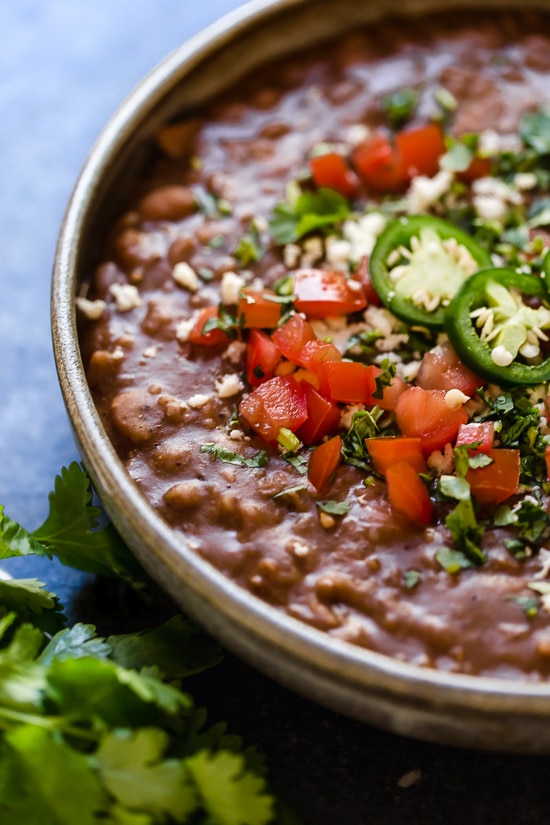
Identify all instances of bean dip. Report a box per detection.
[78,10,550,679]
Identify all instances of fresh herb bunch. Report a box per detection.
[0,463,301,824]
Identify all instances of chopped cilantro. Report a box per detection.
[283,452,309,475]
[235,222,265,266]
[341,409,381,471]
[201,443,269,468]
[383,87,419,128]
[476,391,548,486]
[506,594,540,619]
[372,358,397,400]
[440,140,474,174]
[316,500,351,516]
[403,570,422,589]
[202,304,241,338]
[269,186,350,245]
[520,106,550,155]
[208,234,226,248]
[273,484,308,499]
[435,546,474,574]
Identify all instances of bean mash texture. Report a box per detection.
[79,11,550,678]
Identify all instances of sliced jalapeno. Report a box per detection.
[369,215,492,330]
[445,267,550,385]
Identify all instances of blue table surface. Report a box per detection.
[2,3,550,822]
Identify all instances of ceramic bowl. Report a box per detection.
[52,0,550,752]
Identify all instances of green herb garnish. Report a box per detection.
[269,186,350,244]
[201,443,269,468]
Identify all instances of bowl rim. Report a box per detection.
[51,0,550,746]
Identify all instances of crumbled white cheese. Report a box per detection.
[175,310,201,343]
[325,236,352,266]
[75,296,106,320]
[444,388,470,410]
[363,304,400,337]
[406,170,453,213]
[220,271,246,305]
[222,340,248,364]
[229,429,245,441]
[283,243,301,268]
[109,283,142,312]
[215,373,244,398]
[478,129,522,156]
[172,261,200,292]
[300,236,323,267]
[142,346,158,359]
[472,176,523,222]
[187,393,211,409]
[345,123,371,146]
[375,333,410,353]
[342,212,386,259]
[514,172,538,191]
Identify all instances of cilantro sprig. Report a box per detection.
[0,464,302,824]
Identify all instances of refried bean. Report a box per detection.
[79,10,550,679]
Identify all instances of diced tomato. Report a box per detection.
[416,341,485,397]
[458,155,492,184]
[293,268,367,318]
[354,256,382,306]
[295,338,342,397]
[309,151,359,198]
[308,435,342,492]
[238,289,282,329]
[314,361,374,404]
[364,367,407,411]
[394,386,468,456]
[385,460,434,526]
[466,448,520,505]
[239,375,308,444]
[366,436,427,475]
[352,132,408,194]
[455,421,495,455]
[545,444,550,482]
[188,306,231,347]
[395,123,446,179]
[297,383,341,445]
[271,314,316,362]
[246,329,282,387]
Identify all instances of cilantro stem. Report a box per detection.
[0,706,97,742]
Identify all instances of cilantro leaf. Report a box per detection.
[445,499,485,566]
[31,463,145,585]
[186,749,274,825]
[341,409,381,471]
[520,107,550,155]
[201,443,269,468]
[108,615,222,679]
[38,623,111,666]
[269,187,350,244]
[316,500,351,516]
[2,725,107,825]
[435,547,474,574]
[0,505,49,561]
[0,578,65,636]
[97,728,197,820]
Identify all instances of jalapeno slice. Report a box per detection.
[369,215,492,330]
[445,267,550,385]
